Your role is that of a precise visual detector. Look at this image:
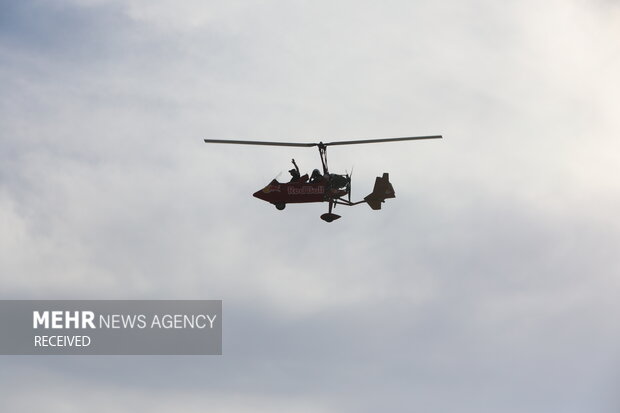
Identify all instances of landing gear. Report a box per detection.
[320,200,341,222]
[275,203,286,210]
[320,212,341,222]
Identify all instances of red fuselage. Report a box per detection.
[253,176,346,205]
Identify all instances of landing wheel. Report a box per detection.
[275,203,286,210]
[320,213,341,222]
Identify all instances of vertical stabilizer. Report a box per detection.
[364,173,395,210]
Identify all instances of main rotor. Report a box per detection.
[203,135,443,174]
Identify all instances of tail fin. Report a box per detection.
[364,173,395,210]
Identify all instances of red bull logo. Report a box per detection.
[287,186,325,195]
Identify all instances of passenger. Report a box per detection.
[289,159,301,182]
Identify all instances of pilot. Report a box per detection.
[288,159,301,182]
[310,168,322,183]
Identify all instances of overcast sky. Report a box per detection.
[1,0,620,411]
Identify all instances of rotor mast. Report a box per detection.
[318,143,329,175]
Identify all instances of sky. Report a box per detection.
[1,0,620,411]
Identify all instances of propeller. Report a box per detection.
[345,166,353,203]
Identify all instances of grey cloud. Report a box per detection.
[0,0,131,60]
[1,0,620,412]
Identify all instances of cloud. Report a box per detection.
[1,0,620,411]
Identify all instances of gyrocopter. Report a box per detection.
[203,135,442,222]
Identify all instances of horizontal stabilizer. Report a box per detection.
[364,173,395,210]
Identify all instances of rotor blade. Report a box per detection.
[204,139,316,147]
[323,135,442,146]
